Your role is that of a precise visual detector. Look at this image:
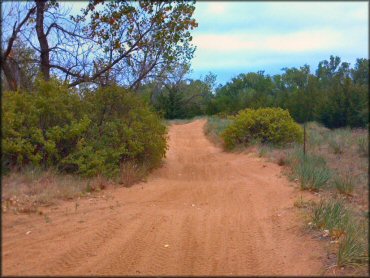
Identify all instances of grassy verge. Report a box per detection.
[285,147,331,191]
[205,116,369,273]
[2,162,150,213]
[204,115,233,146]
[310,198,368,268]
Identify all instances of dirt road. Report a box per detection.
[2,120,325,275]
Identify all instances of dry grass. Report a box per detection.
[1,168,112,213]
[118,161,148,187]
[261,122,368,209]
[204,116,234,147]
[2,160,153,213]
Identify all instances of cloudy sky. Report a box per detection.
[190,1,368,84]
[64,1,368,85]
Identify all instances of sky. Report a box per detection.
[190,1,368,85]
[63,1,368,86]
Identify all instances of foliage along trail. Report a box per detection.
[2,120,325,275]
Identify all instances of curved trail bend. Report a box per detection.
[2,119,324,275]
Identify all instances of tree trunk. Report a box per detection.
[1,61,18,91]
[35,0,50,80]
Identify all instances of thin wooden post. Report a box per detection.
[303,122,306,156]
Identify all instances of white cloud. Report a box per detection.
[193,29,344,53]
[207,3,228,15]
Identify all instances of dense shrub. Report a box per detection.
[221,108,303,149]
[2,80,168,178]
[2,79,89,171]
[59,85,168,177]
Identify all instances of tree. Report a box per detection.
[1,0,198,90]
[1,2,37,90]
[1,38,39,91]
[70,0,197,88]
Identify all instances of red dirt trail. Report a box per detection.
[2,119,325,276]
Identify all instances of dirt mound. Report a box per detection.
[2,119,324,275]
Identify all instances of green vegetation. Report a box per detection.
[221,108,303,150]
[206,57,368,129]
[312,199,350,233]
[338,222,369,267]
[333,172,354,196]
[1,2,368,272]
[3,79,88,171]
[311,199,368,267]
[204,115,233,145]
[286,150,331,191]
[2,79,168,179]
[357,136,369,157]
[206,116,368,272]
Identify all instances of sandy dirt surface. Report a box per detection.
[2,119,326,276]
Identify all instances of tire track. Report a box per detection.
[44,213,137,275]
[2,119,325,276]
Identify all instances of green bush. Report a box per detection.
[221,108,303,149]
[2,79,89,171]
[2,80,168,178]
[60,85,168,177]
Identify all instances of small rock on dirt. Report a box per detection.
[323,229,330,237]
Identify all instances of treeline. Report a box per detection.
[151,56,368,129]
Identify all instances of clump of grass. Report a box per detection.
[205,116,233,136]
[119,161,148,187]
[338,222,369,267]
[294,195,315,209]
[357,136,368,157]
[312,199,350,235]
[333,172,354,196]
[306,122,329,147]
[277,153,287,166]
[258,144,272,157]
[204,116,233,146]
[293,153,331,191]
[311,199,369,267]
[329,138,344,154]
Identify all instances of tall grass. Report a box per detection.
[357,136,368,157]
[312,199,350,234]
[204,116,233,145]
[2,167,116,213]
[311,199,369,267]
[338,221,369,267]
[118,161,149,187]
[333,172,354,196]
[287,148,331,191]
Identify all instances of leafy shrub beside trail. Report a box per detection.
[221,107,303,149]
[62,85,168,177]
[2,79,89,170]
[2,79,168,178]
